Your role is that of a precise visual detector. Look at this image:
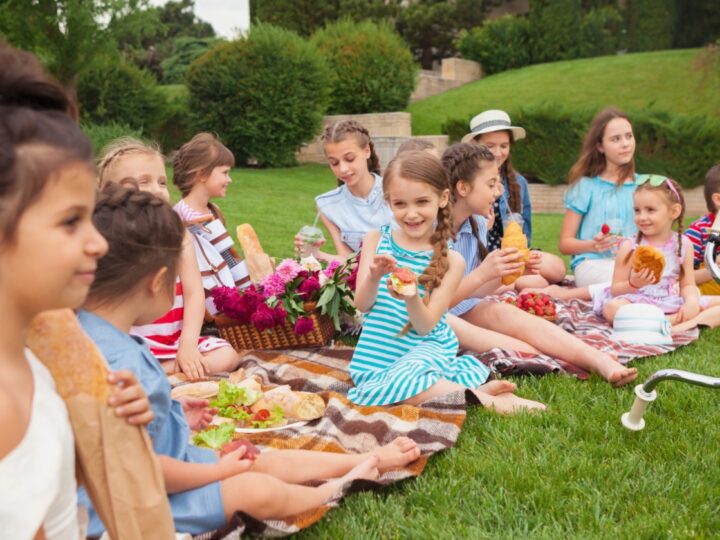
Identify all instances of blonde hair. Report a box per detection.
[97,137,164,187]
[384,151,452,334]
[172,132,235,197]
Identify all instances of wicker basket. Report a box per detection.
[215,311,335,350]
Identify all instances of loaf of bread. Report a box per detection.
[27,309,111,401]
[632,245,665,284]
[171,381,220,400]
[255,385,326,420]
[236,223,274,283]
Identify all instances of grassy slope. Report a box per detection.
[408,49,719,135]
[206,165,720,538]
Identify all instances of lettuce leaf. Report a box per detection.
[251,405,285,429]
[192,422,236,449]
[217,404,252,422]
[210,380,259,409]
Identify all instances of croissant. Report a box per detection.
[632,245,665,284]
[500,221,530,285]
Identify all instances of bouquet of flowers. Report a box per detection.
[211,255,357,336]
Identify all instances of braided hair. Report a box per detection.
[441,143,497,264]
[384,151,452,334]
[322,120,381,183]
[89,182,185,305]
[0,45,92,241]
[98,137,164,187]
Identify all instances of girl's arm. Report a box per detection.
[609,241,655,296]
[450,248,523,307]
[404,251,466,335]
[157,446,254,493]
[558,210,616,255]
[175,232,207,379]
[354,230,391,313]
[304,212,353,262]
[679,239,701,321]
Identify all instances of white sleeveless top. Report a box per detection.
[0,350,79,539]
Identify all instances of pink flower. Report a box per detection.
[323,260,341,278]
[298,276,320,299]
[272,305,287,325]
[260,273,287,298]
[274,259,303,284]
[346,264,358,291]
[251,303,276,331]
[294,316,314,335]
[211,286,237,314]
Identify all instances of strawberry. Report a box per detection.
[533,307,543,316]
[601,223,610,235]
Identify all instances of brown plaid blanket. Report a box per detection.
[182,348,474,539]
[469,294,700,379]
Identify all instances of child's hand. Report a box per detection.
[525,251,542,275]
[176,343,207,381]
[216,445,255,480]
[107,370,153,426]
[369,254,397,281]
[476,248,524,281]
[294,233,325,256]
[179,396,217,431]
[628,267,655,289]
[592,232,618,253]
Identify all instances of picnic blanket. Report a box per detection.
[468,293,700,379]
[181,348,475,539]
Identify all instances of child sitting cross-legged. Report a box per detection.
[77,182,421,537]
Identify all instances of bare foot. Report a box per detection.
[526,284,587,301]
[473,390,547,415]
[372,437,421,471]
[322,456,380,502]
[673,309,720,333]
[478,379,517,395]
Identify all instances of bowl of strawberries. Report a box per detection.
[505,292,557,322]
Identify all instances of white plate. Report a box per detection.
[234,420,308,433]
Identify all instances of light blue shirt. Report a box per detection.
[315,173,394,252]
[450,215,488,316]
[564,175,638,271]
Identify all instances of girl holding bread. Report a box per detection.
[350,150,546,413]
[78,182,421,536]
[442,143,638,387]
[98,137,240,379]
[0,46,153,540]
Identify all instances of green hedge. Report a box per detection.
[81,122,144,156]
[311,18,417,114]
[443,105,720,188]
[186,23,330,167]
[626,0,675,52]
[456,15,531,75]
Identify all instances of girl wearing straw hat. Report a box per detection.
[462,110,566,288]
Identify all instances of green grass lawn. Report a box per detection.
[208,164,720,538]
[408,49,720,135]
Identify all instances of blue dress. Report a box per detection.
[76,310,225,536]
[348,227,491,406]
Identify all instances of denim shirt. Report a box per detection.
[497,172,532,243]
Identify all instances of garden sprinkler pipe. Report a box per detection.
[621,370,720,431]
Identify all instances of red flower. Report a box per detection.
[294,316,314,335]
[272,305,287,325]
[250,303,276,331]
[297,276,320,299]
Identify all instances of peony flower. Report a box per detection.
[260,273,287,298]
[300,255,322,272]
[297,276,320,299]
[211,286,237,314]
[274,259,304,284]
[323,260,341,278]
[294,316,314,335]
[271,305,287,325]
[346,264,358,291]
[250,303,276,331]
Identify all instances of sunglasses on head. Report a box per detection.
[635,174,669,187]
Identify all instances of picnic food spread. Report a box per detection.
[631,245,666,284]
[500,220,531,285]
[389,267,418,296]
[506,292,557,321]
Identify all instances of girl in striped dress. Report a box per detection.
[98,138,239,378]
[349,151,546,413]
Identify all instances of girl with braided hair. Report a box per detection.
[78,182,422,536]
[442,143,639,387]
[349,151,545,413]
[296,119,394,260]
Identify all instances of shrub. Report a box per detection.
[456,15,531,75]
[625,0,675,52]
[311,18,417,114]
[443,105,720,188]
[81,122,144,156]
[441,115,472,144]
[529,0,583,63]
[153,89,193,152]
[77,60,166,135]
[186,23,330,167]
[579,7,623,58]
[160,36,223,84]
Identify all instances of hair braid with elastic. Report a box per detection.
[322,120,381,181]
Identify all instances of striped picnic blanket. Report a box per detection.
[469,294,700,379]
[182,347,473,539]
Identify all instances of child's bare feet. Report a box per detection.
[322,456,380,502]
[478,379,516,395]
[473,390,547,415]
[372,437,421,471]
[596,355,638,387]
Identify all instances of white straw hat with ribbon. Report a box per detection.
[610,303,673,346]
[461,109,526,144]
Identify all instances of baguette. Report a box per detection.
[171,381,220,400]
[259,386,326,420]
[236,223,274,282]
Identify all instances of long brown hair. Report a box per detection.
[172,132,235,197]
[89,182,184,306]
[568,107,635,185]
[0,45,92,241]
[383,151,452,330]
[442,143,497,264]
[472,130,521,213]
[322,120,381,184]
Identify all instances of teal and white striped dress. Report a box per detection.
[348,226,491,406]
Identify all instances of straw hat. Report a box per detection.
[610,304,672,345]
[461,109,526,144]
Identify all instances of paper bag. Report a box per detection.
[28,309,175,540]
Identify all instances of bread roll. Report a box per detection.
[27,309,111,400]
[632,245,665,284]
[236,223,274,282]
[261,386,326,420]
[171,381,219,400]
